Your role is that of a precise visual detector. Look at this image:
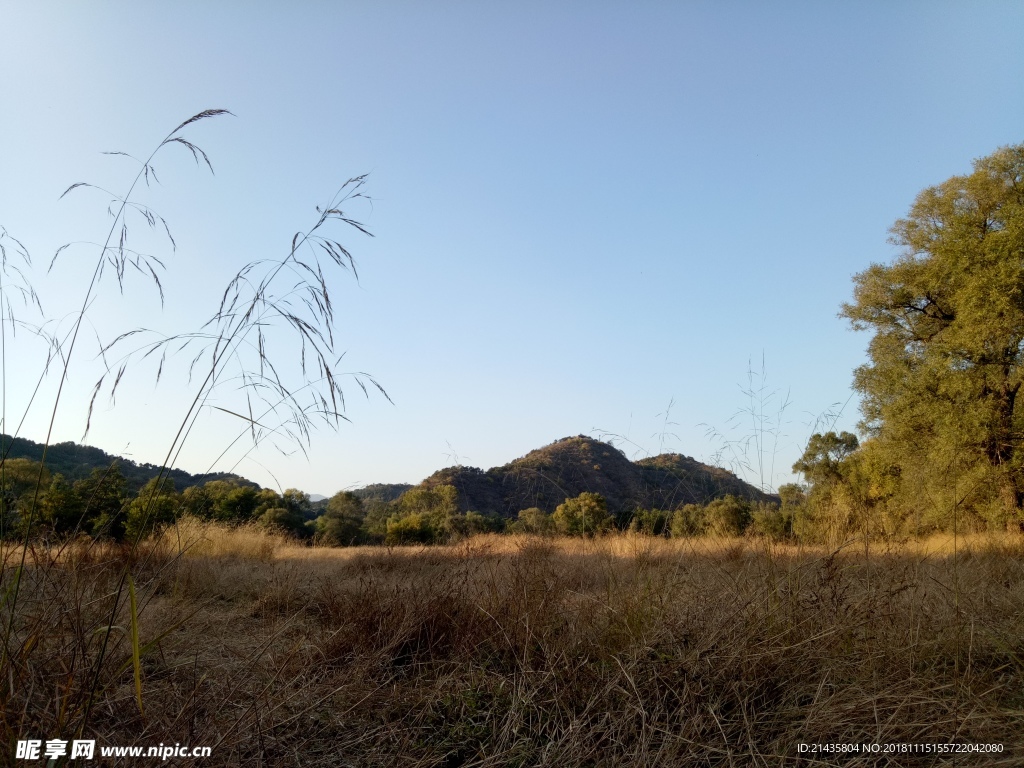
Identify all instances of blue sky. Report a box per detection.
[2,2,1022,496]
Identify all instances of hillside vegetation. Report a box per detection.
[0,432,254,494]
[0,434,776,547]
[420,435,771,519]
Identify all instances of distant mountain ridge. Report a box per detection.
[4,433,772,513]
[413,435,774,518]
[0,434,258,493]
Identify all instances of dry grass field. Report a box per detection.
[3,523,1023,766]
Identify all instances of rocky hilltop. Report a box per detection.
[414,435,773,518]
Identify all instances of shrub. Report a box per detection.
[385,512,438,544]
[450,510,505,538]
[703,495,752,536]
[747,502,792,541]
[124,477,181,541]
[670,503,706,537]
[510,507,555,535]
[552,492,614,536]
[259,506,311,539]
[628,508,671,536]
[183,480,280,523]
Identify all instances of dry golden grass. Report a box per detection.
[2,522,1023,766]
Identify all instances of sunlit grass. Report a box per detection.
[5,524,1020,765]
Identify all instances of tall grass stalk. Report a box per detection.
[702,355,792,495]
[0,111,383,749]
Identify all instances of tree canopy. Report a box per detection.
[842,144,1024,527]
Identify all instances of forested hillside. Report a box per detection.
[0,433,256,493]
[416,435,771,519]
[0,430,771,544]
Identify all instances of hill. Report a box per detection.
[351,483,414,504]
[415,435,774,518]
[0,434,259,493]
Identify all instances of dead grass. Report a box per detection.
[3,524,1023,765]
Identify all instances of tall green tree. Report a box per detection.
[74,465,130,539]
[842,144,1024,527]
[259,500,312,539]
[385,485,459,544]
[184,480,275,522]
[124,476,181,541]
[792,432,859,485]
[39,474,85,535]
[0,459,50,536]
[316,490,365,545]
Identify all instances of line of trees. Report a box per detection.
[0,459,780,545]
[4,423,1016,548]
[3,440,1013,548]
[0,463,317,543]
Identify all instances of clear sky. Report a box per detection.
[2,2,1023,496]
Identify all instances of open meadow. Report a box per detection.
[3,523,1022,766]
